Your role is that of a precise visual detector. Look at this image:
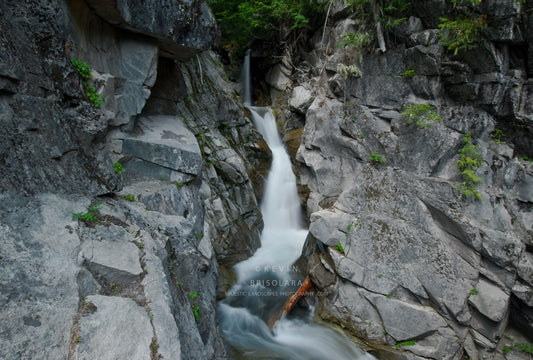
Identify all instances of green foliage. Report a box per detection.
[85,84,104,108]
[75,336,81,343]
[469,288,479,295]
[438,14,487,55]
[369,152,386,163]
[400,69,416,77]
[189,291,199,300]
[512,343,533,354]
[195,233,203,241]
[335,242,345,255]
[206,0,324,54]
[72,201,101,223]
[401,104,441,127]
[71,59,105,108]
[503,342,533,355]
[137,242,144,249]
[123,194,135,202]
[457,134,483,201]
[337,63,363,78]
[336,32,373,49]
[521,156,533,162]
[192,306,200,322]
[176,182,184,189]
[71,59,92,79]
[396,340,416,348]
[491,129,505,144]
[113,162,125,175]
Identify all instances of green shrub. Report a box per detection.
[396,340,416,348]
[192,306,200,322]
[438,14,487,55]
[123,194,135,202]
[72,201,101,223]
[400,69,416,77]
[335,242,345,255]
[336,32,373,49]
[337,63,363,78]
[113,162,125,175]
[369,152,386,163]
[401,104,441,127]
[469,288,479,295]
[71,59,104,108]
[457,134,483,201]
[206,0,324,54]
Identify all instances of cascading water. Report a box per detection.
[218,53,376,359]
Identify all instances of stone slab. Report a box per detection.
[123,115,203,175]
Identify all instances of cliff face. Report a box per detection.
[0,1,268,359]
[265,0,533,359]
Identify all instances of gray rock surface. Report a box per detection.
[123,115,203,176]
[76,295,153,360]
[266,0,533,359]
[0,2,267,360]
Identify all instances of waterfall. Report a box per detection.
[218,85,376,359]
[241,49,252,106]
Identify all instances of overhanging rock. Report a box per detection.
[123,115,203,178]
[84,0,217,60]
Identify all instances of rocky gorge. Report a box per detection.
[0,0,532,360]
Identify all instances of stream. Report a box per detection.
[217,106,376,360]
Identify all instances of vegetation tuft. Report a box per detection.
[401,104,441,127]
[72,201,101,224]
[70,59,104,108]
[457,133,483,201]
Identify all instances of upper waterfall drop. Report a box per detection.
[241,49,252,106]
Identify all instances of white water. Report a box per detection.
[218,105,375,360]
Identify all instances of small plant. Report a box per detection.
[195,233,203,241]
[137,242,144,249]
[123,194,135,202]
[491,129,505,144]
[189,291,199,300]
[71,59,104,108]
[469,288,479,295]
[72,201,101,223]
[150,338,159,358]
[192,306,200,322]
[401,104,441,127]
[113,162,125,175]
[521,156,533,162]
[337,63,363,78]
[369,152,386,163]
[359,132,364,139]
[176,281,183,287]
[336,32,373,49]
[457,134,483,201]
[383,329,388,335]
[168,265,172,271]
[176,182,184,189]
[396,340,416,348]
[438,14,487,55]
[400,69,416,77]
[75,336,81,343]
[110,283,120,293]
[71,59,92,79]
[335,242,345,255]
